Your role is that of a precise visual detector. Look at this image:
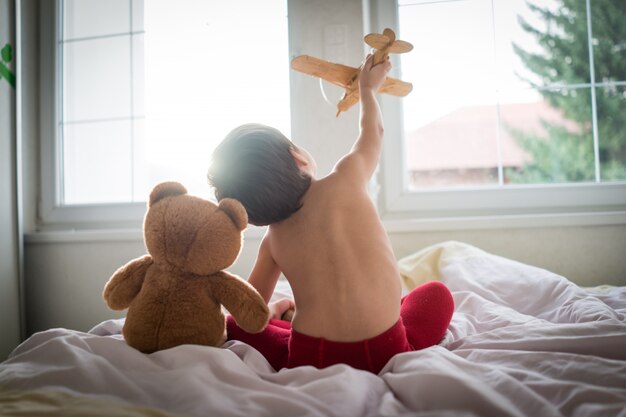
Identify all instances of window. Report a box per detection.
[371,0,626,222]
[40,0,291,229]
[61,0,144,205]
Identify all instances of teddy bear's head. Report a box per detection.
[143,182,248,276]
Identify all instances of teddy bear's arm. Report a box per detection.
[211,271,270,333]
[103,255,153,310]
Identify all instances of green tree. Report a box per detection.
[506,0,626,183]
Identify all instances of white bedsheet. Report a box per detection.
[1,242,625,417]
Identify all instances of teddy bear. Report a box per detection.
[103,181,269,353]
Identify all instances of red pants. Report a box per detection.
[227,281,454,373]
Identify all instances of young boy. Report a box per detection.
[208,54,454,373]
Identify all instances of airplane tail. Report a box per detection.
[364,28,413,66]
[336,92,360,117]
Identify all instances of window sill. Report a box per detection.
[382,210,626,233]
[24,225,268,244]
[25,210,626,244]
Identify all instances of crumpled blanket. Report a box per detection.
[1,241,625,417]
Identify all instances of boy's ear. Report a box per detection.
[289,147,309,169]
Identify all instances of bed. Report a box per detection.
[1,241,625,417]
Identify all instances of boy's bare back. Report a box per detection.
[267,173,401,341]
[249,55,402,341]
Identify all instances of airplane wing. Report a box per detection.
[389,40,413,53]
[378,77,413,97]
[291,55,357,88]
[335,76,413,116]
[364,33,390,50]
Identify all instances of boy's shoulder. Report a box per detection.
[323,170,367,194]
[304,174,367,210]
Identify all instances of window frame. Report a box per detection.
[369,0,626,225]
[38,0,626,231]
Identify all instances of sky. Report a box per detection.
[398,0,555,132]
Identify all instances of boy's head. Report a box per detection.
[208,124,312,226]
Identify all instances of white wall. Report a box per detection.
[25,237,143,333]
[23,231,263,334]
[23,222,626,335]
[21,0,626,336]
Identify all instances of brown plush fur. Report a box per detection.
[103,181,269,353]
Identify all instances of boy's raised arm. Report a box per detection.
[335,54,391,185]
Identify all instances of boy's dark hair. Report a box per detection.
[207,123,312,226]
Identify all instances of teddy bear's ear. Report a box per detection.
[149,182,187,207]
[218,198,248,231]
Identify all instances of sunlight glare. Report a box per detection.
[144,1,290,199]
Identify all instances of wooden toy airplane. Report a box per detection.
[291,28,413,117]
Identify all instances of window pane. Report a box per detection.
[399,0,497,117]
[597,85,626,181]
[502,87,595,184]
[64,0,130,39]
[590,0,626,83]
[63,121,133,204]
[404,100,500,188]
[132,0,144,32]
[493,0,590,89]
[493,0,551,90]
[58,1,290,206]
[399,0,498,188]
[397,0,605,190]
[60,0,141,206]
[132,33,144,117]
[132,119,147,200]
[63,36,132,121]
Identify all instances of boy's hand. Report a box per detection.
[358,54,391,93]
[268,298,295,321]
